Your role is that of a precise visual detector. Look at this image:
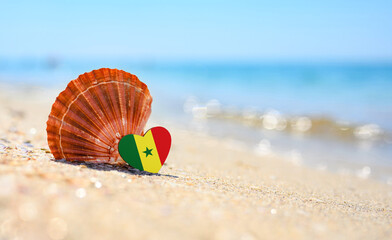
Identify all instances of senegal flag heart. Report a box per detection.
[118,127,171,173]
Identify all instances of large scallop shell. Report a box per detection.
[46,68,152,165]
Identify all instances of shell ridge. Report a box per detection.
[131,81,142,133]
[57,100,113,146]
[103,69,122,138]
[116,71,127,136]
[76,74,115,137]
[129,88,137,132]
[128,87,137,133]
[110,69,124,136]
[113,70,125,136]
[59,121,109,150]
[60,135,109,153]
[88,71,119,145]
[76,74,118,143]
[57,105,114,149]
[77,92,115,144]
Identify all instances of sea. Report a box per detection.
[1,57,392,183]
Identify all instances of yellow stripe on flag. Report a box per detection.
[134,131,161,173]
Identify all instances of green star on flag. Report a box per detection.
[143,147,153,157]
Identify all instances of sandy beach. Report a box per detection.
[0,86,391,240]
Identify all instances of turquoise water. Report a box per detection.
[1,58,392,181]
[146,63,392,129]
[1,59,391,129]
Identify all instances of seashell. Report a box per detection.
[46,68,152,165]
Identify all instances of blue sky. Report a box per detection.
[1,0,392,61]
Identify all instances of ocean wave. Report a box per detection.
[184,97,391,144]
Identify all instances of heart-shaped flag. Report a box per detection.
[118,127,171,173]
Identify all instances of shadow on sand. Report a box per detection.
[53,159,178,179]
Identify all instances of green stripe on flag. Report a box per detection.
[118,134,144,171]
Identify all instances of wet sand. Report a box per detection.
[0,86,391,240]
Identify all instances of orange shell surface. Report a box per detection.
[46,68,152,165]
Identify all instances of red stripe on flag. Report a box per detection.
[151,127,171,165]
